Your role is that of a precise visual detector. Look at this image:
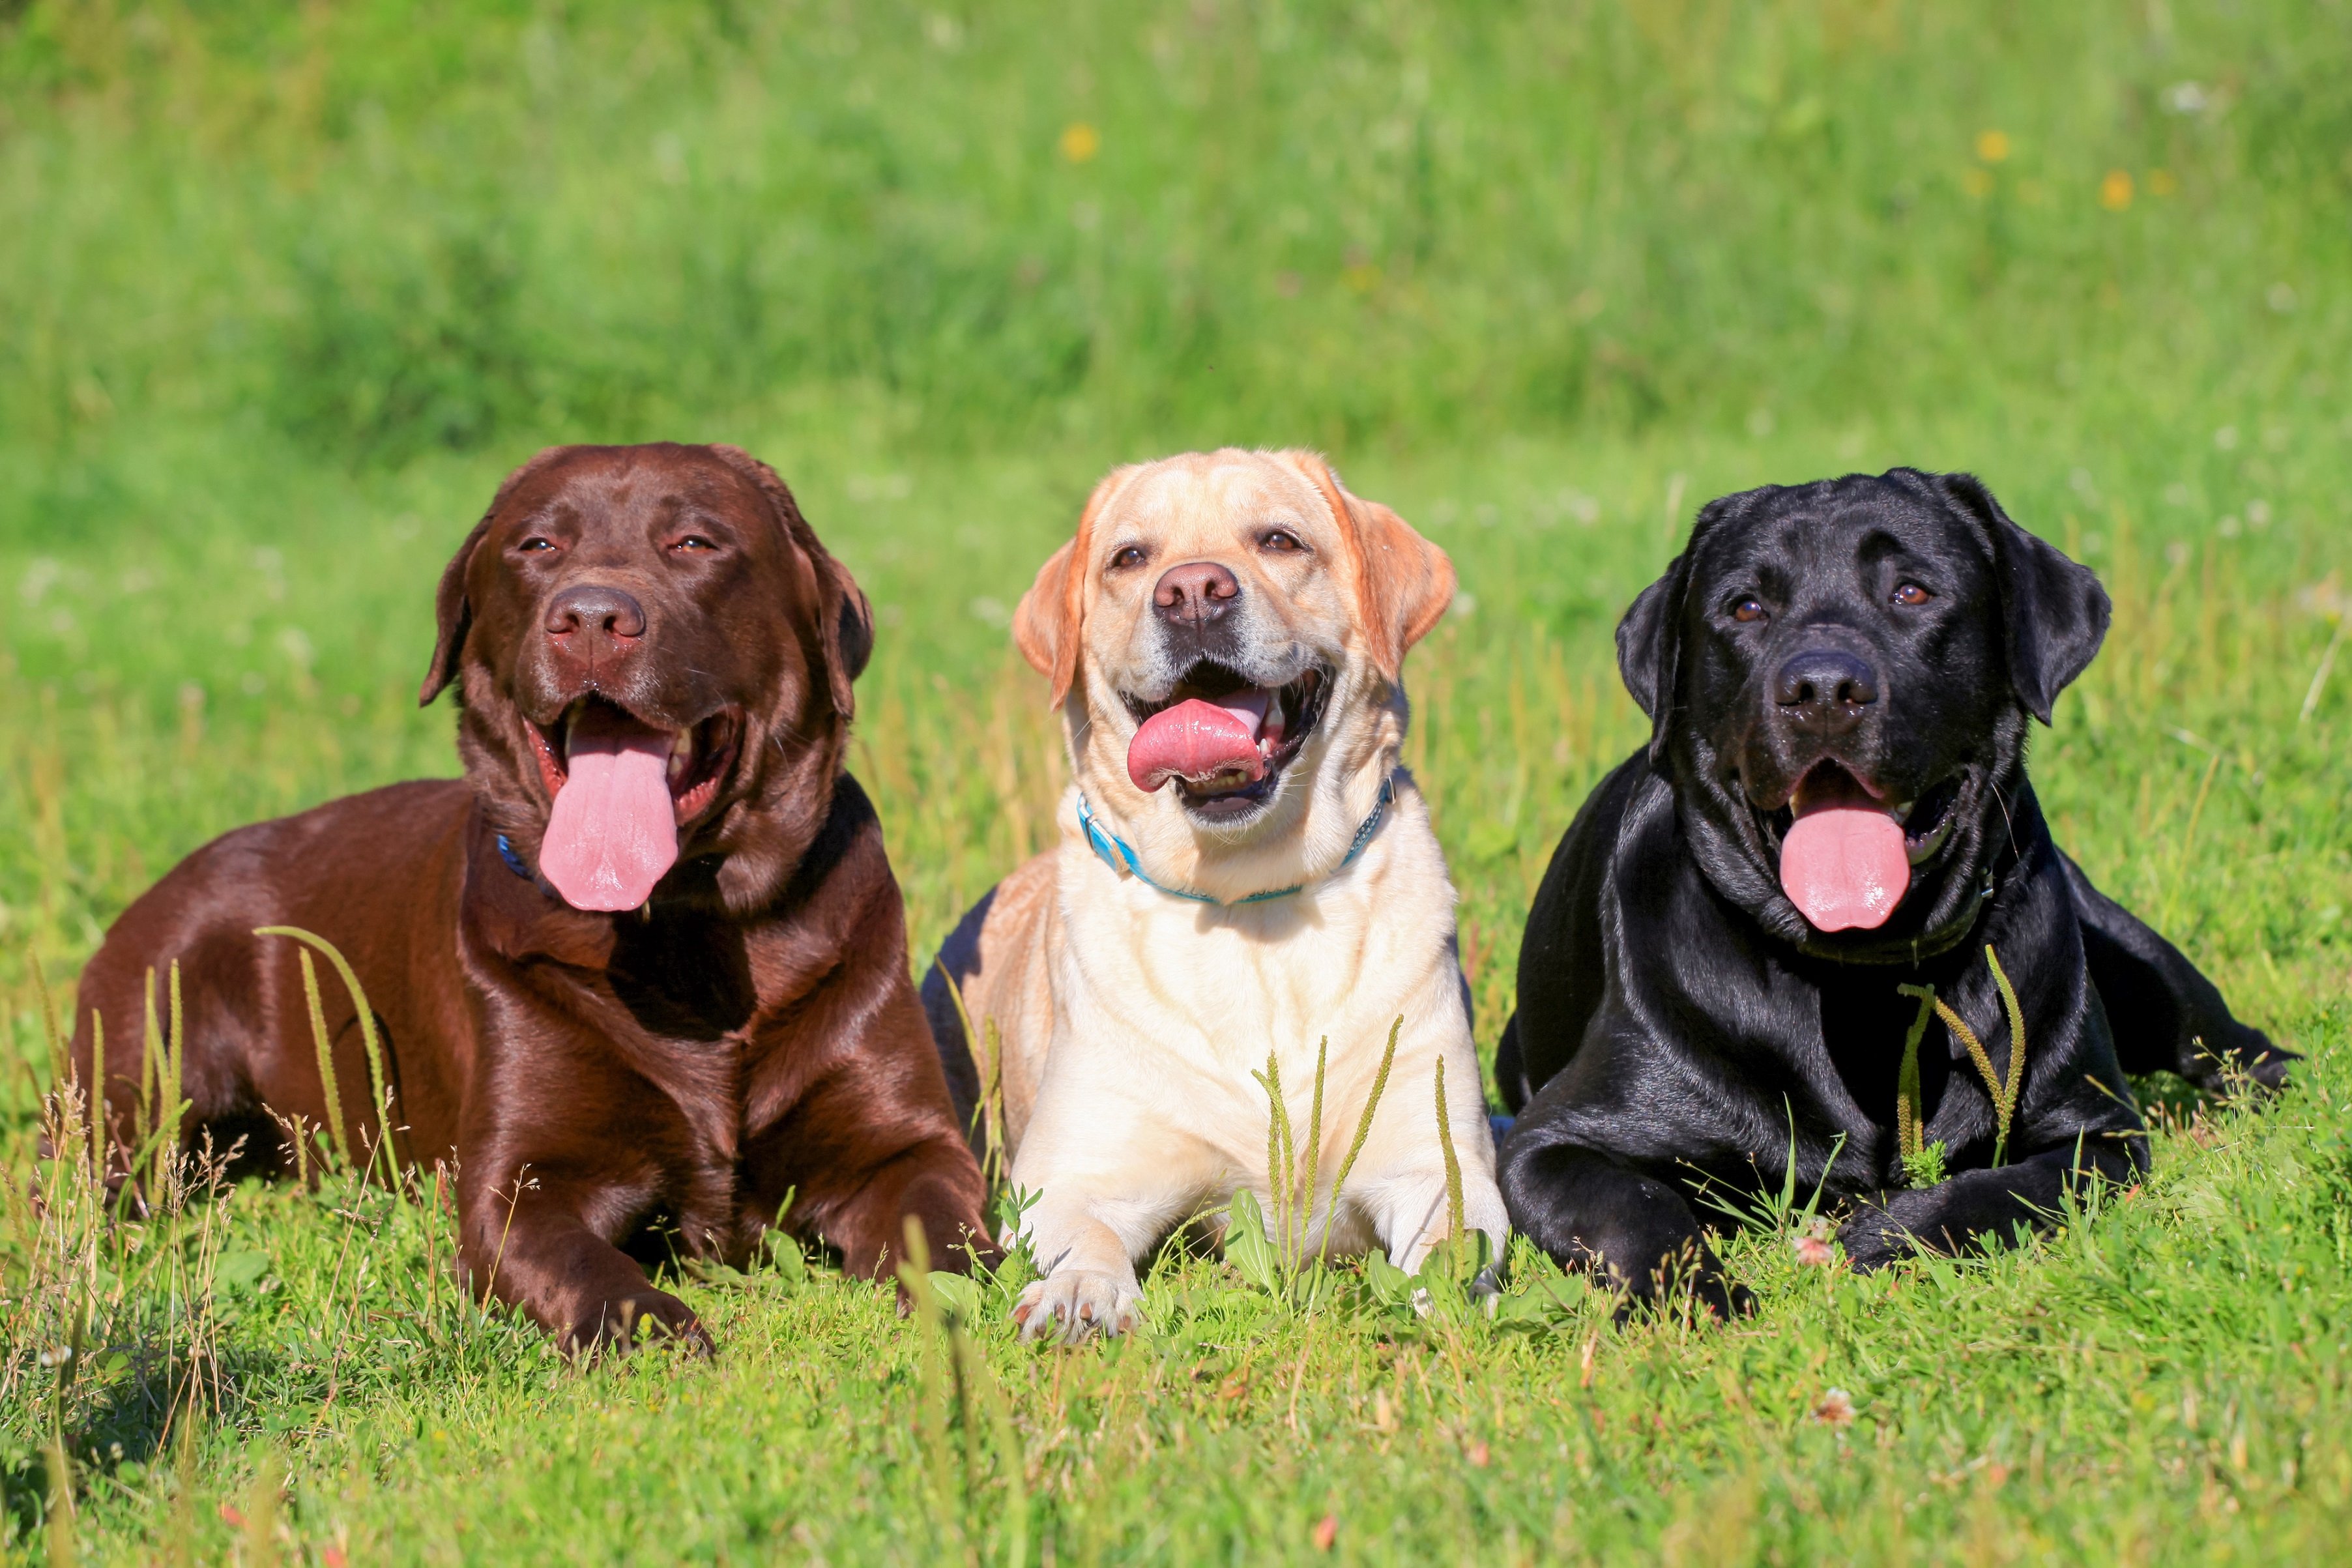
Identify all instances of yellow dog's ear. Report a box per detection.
[1015,466,1137,708]
[1270,450,1454,684]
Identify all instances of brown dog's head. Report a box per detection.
[421,443,871,915]
[1013,450,1451,901]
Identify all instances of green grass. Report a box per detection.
[4,1,2352,1560]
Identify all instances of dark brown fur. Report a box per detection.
[68,443,993,1353]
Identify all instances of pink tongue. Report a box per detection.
[1780,806,1909,932]
[540,708,679,912]
[1126,691,1271,792]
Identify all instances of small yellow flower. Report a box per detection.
[1975,129,2011,163]
[1058,122,1101,164]
[2148,167,2179,197]
[1962,167,1995,198]
[2100,168,2135,210]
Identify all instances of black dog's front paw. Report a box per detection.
[2201,1024,2297,1094]
[1837,1187,1957,1270]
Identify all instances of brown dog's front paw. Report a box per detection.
[565,1290,714,1359]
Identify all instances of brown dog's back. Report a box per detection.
[70,779,475,1181]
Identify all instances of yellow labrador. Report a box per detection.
[926,449,1507,1343]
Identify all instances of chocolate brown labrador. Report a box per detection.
[68,443,993,1353]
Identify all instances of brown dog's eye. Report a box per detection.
[673,535,718,553]
[1109,545,1149,571]
[1731,597,1768,624]
[518,537,557,553]
[1259,529,1303,553]
[1893,583,1934,607]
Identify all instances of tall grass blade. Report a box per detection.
[1435,1056,1466,1276]
[254,926,398,1195]
[295,950,350,1172]
[1320,1015,1400,1266]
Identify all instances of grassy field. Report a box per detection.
[5,1,2352,1561]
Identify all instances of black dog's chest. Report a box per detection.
[1817,973,1951,1150]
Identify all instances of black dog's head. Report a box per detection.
[1620,469,2109,958]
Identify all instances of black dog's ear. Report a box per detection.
[1617,499,1729,762]
[1939,472,2111,723]
[419,518,489,706]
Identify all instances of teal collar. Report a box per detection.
[1075,774,1396,906]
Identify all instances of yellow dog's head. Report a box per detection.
[1013,450,1452,901]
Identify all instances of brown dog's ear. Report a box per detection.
[419,446,577,706]
[1934,471,2110,724]
[1013,467,1135,708]
[816,553,875,719]
[1272,450,1453,684]
[707,444,872,719]
[418,517,489,706]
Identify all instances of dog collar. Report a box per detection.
[495,833,535,881]
[1075,775,1395,907]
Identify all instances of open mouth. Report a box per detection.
[521,697,743,911]
[1120,660,1331,821]
[528,697,742,825]
[1750,760,1969,933]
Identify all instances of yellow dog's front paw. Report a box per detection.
[1011,1271,1140,1346]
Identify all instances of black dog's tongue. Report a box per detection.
[1779,767,1908,932]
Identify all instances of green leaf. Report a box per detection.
[214,1249,269,1290]
[1223,1189,1282,1294]
[927,1270,981,1324]
[763,1229,809,1286]
[1363,1247,1416,1309]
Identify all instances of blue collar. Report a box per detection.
[495,833,535,881]
[1075,774,1395,906]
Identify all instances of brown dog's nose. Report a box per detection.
[1152,561,1240,628]
[1775,646,1878,734]
[545,584,647,641]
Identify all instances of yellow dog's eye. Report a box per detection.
[1109,544,1149,571]
[1258,529,1303,553]
[1731,597,1768,623]
[1893,583,1934,607]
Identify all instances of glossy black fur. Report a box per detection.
[1496,469,2288,1314]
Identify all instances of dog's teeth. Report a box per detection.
[667,731,693,785]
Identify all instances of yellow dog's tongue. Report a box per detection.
[540,706,678,912]
[1779,773,1908,932]
[1126,690,1272,792]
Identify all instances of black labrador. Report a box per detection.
[1494,469,2287,1315]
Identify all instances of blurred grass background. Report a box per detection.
[3,1,2352,1560]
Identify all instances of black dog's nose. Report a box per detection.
[1774,646,1878,731]
[1152,561,1240,628]
[545,584,647,640]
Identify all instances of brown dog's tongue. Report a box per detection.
[540,706,679,911]
[1778,771,1908,932]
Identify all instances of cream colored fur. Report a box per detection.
[953,449,1507,1344]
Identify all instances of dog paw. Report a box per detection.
[1836,1206,1916,1271]
[568,1290,714,1359]
[1011,1271,1139,1345]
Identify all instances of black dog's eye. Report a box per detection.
[1258,529,1304,554]
[1731,597,1769,624]
[1893,583,1934,607]
[1109,544,1150,571]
